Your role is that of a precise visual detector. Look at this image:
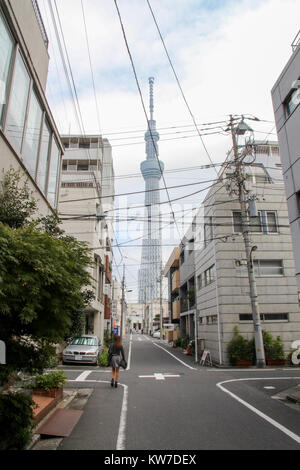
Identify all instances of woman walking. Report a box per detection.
[108,335,126,388]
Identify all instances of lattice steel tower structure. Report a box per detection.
[138,77,164,303]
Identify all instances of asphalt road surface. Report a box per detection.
[55,333,300,451]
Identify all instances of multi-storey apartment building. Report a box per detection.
[58,135,114,344]
[179,227,196,341]
[272,31,300,294]
[0,0,63,214]
[164,247,180,336]
[190,142,299,364]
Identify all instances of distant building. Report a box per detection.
[127,303,144,332]
[163,248,181,342]
[185,142,299,364]
[272,31,300,294]
[0,0,63,215]
[58,135,114,344]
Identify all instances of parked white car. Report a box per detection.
[153,330,161,338]
[62,335,101,365]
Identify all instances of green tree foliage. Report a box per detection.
[0,392,34,450]
[0,169,94,383]
[0,168,37,229]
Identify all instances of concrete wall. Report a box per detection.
[272,44,300,291]
[194,151,300,364]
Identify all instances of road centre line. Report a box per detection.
[217,377,300,445]
[152,342,197,370]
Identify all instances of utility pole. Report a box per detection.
[229,115,266,368]
[159,210,163,340]
[120,264,125,340]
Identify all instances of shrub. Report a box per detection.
[173,338,182,348]
[0,391,34,450]
[227,326,254,365]
[98,348,109,367]
[181,336,190,350]
[31,371,67,391]
[262,330,285,360]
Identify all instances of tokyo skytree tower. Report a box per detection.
[138,77,164,303]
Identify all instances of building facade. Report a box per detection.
[58,135,114,344]
[272,32,300,294]
[0,0,63,215]
[190,142,299,364]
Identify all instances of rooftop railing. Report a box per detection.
[31,0,49,49]
[291,29,300,52]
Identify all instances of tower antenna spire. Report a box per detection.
[149,76,154,121]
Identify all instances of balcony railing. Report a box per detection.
[31,0,49,49]
[291,30,300,52]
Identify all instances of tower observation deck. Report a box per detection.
[138,77,164,303]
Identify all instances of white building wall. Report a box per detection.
[194,145,299,364]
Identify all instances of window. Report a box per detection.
[233,210,278,234]
[253,259,284,276]
[47,138,60,207]
[5,51,30,152]
[239,313,288,322]
[180,250,185,265]
[36,119,50,192]
[197,274,202,290]
[0,10,14,124]
[204,265,215,286]
[77,162,89,171]
[286,86,300,116]
[22,90,43,178]
[266,211,277,233]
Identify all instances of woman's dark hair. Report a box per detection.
[114,335,122,350]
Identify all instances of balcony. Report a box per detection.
[172,299,180,320]
[171,270,180,292]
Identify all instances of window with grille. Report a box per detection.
[253,259,284,276]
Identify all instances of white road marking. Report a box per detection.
[139,373,180,380]
[75,370,92,381]
[152,342,196,370]
[126,333,133,371]
[264,386,276,390]
[116,384,128,450]
[217,377,300,445]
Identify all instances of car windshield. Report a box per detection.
[70,337,97,346]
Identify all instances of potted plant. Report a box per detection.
[227,326,254,366]
[30,371,66,401]
[262,330,286,365]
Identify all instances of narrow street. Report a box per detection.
[36,333,300,451]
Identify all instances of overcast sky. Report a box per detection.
[39,0,300,301]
